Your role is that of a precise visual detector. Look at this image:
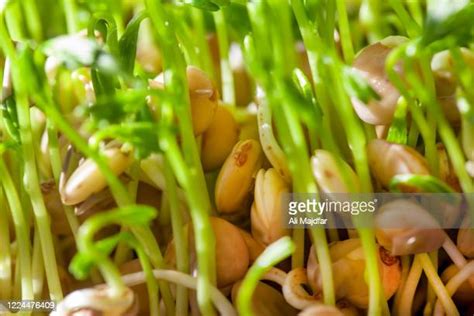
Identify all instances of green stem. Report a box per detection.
[336,0,354,63]
[407,0,423,26]
[21,0,43,41]
[4,3,25,42]
[191,9,214,79]
[388,0,421,38]
[0,158,33,301]
[62,0,80,34]
[16,91,63,301]
[361,0,384,41]
[31,227,45,299]
[237,237,295,316]
[163,157,189,316]
[0,187,12,300]
[134,243,159,316]
[213,10,235,105]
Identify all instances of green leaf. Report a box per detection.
[291,68,323,128]
[69,233,123,279]
[89,13,119,58]
[91,122,161,159]
[0,96,20,143]
[90,205,158,227]
[386,96,408,144]
[111,205,157,226]
[223,3,251,42]
[90,67,118,101]
[119,11,147,75]
[84,87,149,125]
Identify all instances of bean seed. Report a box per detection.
[165,217,249,288]
[432,49,474,124]
[215,139,263,213]
[351,36,407,125]
[311,150,360,196]
[307,239,401,308]
[201,106,240,171]
[150,66,219,135]
[367,139,429,188]
[251,168,290,245]
[375,199,446,255]
[231,281,298,316]
[457,217,474,258]
[62,147,132,205]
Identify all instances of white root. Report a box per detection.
[282,268,320,310]
[262,267,287,286]
[433,260,474,316]
[120,269,237,316]
[256,95,291,182]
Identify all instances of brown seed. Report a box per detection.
[432,49,474,125]
[237,228,265,263]
[201,106,240,171]
[62,147,132,205]
[437,143,462,192]
[351,36,407,125]
[251,168,290,245]
[307,239,401,308]
[215,139,264,213]
[311,150,360,196]
[231,281,298,316]
[149,66,219,135]
[187,66,220,135]
[457,217,474,258]
[375,199,446,255]
[367,139,430,188]
[166,217,249,288]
